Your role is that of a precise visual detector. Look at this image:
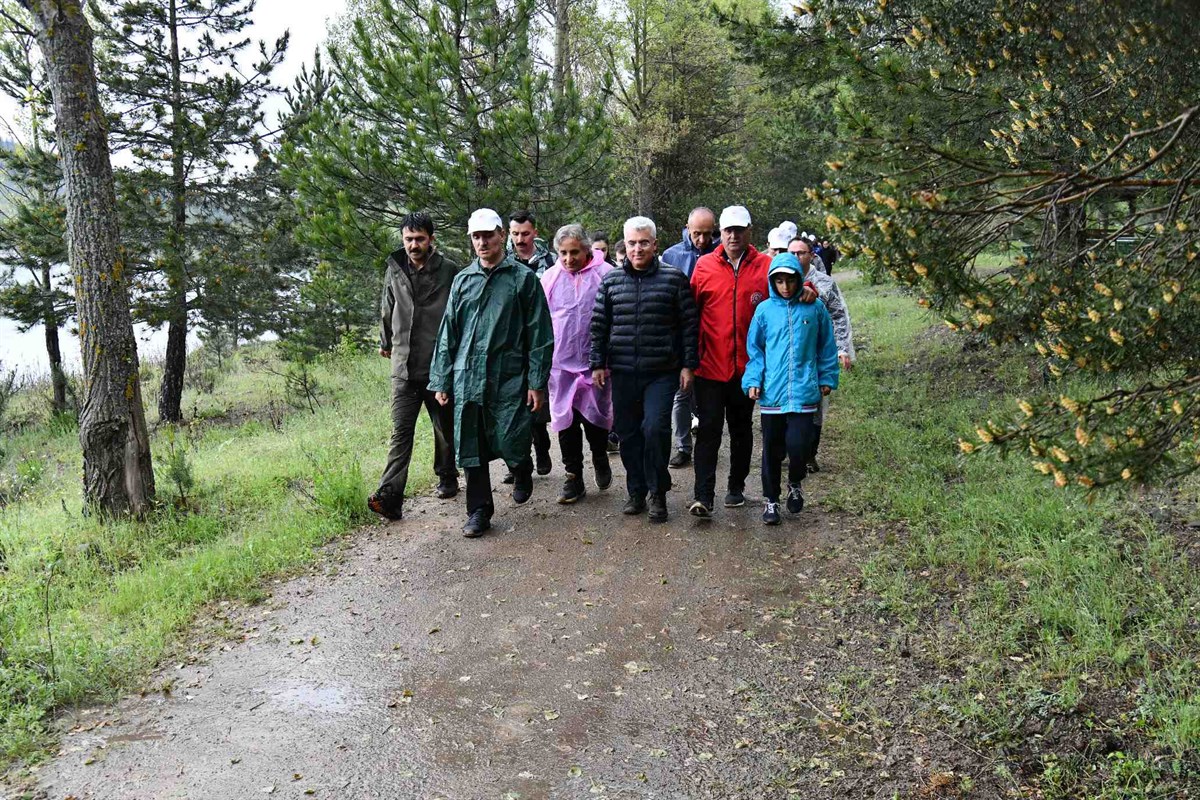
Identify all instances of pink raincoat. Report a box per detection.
[540,249,613,433]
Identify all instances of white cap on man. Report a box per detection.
[719,205,752,229]
[767,227,790,251]
[467,208,504,233]
[779,220,798,241]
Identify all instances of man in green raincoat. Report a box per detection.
[430,208,555,538]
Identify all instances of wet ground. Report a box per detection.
[12,447,990,800]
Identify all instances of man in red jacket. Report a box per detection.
[688,205,816,518]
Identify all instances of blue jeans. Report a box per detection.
[611,371,677,497]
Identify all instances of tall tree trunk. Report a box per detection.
[24,0,155,516]
[41,261,66,412]
[158,0,188,423]
[552,0,570,97]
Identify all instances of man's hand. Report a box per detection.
[593,368,609,388]
[435,391,450,406]
[801,283,818,303]
[820,385,832,396]
[839,354,852,371]
[748,386,760,400]
[380,348,391,358]
[527,389,545,413]
[680,368,694,394]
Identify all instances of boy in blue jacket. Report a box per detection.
[742,253,840,524]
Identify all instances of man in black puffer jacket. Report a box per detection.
[590,216,699,523]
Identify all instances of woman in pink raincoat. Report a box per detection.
[541,224,614,504]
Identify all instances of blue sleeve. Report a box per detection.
[816,302,840,390]
[742,307,767,395]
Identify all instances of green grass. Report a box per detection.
[828,279,1200,795]
[0,344,434,762]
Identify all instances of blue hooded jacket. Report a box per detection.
[660,228,715,278]
[742,253,840,413]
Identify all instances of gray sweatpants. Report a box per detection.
[672,386,693,454]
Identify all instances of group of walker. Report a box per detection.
[368,204,853,537]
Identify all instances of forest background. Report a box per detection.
[0,0,1197,796]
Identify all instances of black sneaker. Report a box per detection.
[512,475,533,505]
[594,457,613,491]
[462,508,492,538]
[436,477,459,499]
[622,494,647,515]
[806,460,821,474]
[647,493,668,523]
[723,490,746,508]
[688,500,713,519]
[668,450,691,468]
[607,434,620,453]
[558,474,586,504]
[536,449,553,476]
[502,471,516,485]
[367,489,403,520]
[786,484,805,514]
[762,501,782,526]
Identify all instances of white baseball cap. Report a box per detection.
[778,220,798,241]
[467,208,503,233]
[767,227,790,250]
[719,205,752,229]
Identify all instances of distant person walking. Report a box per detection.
[369,212,462,521]
[590,216,698,523]
[507,210,556,479]
[789,235,854,471]
[660,207,717,470]
[429,209,554,538]
[541,225,614,504]
[743,253,839,525]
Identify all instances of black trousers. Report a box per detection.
[692,376,755,504]
[761,412,816,501]
[611,371,676,497]
[461,405,532,518]
[557,411,610,478]
[533,405,552,460]
[378,379,457,499]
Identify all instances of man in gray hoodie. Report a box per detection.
[368,212,463,520]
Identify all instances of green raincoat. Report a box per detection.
[428,255,554,468]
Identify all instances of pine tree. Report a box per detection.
[0,26,72,411]
[89,0,287,422]
[284,0,610,279]
[17,0,155,515]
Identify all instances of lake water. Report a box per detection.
[0,316,188,380]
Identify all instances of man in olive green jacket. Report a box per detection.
[369,212,463,521]
[430,208,554,538]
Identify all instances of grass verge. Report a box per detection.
[0,345,433,763]
[827,278,1199,796]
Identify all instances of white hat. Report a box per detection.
[719,205,752,229]
[778,220,798,241]
[767,227,790,251]
[467,208,503,233]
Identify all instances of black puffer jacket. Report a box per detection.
[590,258,699,374]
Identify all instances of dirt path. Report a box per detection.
[12,448,970,800]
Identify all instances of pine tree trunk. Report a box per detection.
[157,0,188,424]
[41,261,66,412]
[24,0,155,516]
[552,0,570,97]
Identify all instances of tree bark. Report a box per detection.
[41,261,66,412]
[552,0,570,97]
[157,0,187,423]
[24,0,155,516]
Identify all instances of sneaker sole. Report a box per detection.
[763,518,781,526]
[462,524,491,538]
[557,492,585,505]
[648,514,668,524]
[724,499,746,508]
[689,502,713,519]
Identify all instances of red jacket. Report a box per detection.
[691,244,772,382]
